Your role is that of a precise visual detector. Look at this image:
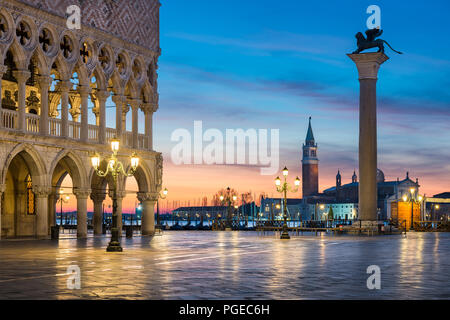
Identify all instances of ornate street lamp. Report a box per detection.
[275,167,300,240]
[403,188,422,231]
[219,187,237,230]
[91,138,139,252]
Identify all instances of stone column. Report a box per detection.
[34,186,50,239]
[141,103,156,150]
[0,184,5,240]
[129,99,141,149]
[348,52,389,223]
[37,75,52,136]
[79,86,91,143]
[96,90,109,144]
[74,189,90,238]
[138,192,158,236]
[112,95,125,141]
[90,193,106,235]
[116,191,126,235]
[0,65,9,129]
[48,193,57,232]
[59,80,71,138]
[13,70,31,133]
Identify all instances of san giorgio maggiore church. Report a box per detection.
[0,0,163,239]
[260,118,421,221]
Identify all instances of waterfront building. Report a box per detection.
[0,0,162,239]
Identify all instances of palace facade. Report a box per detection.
[0,0,163,238]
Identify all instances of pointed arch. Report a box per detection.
[49,149,89,190]
[1,143,47,186]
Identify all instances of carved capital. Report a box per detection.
[74,189,91,199]
[13,70,31,83]
[37,75,53,90]
[90,192,106,202]
[95,90,110,103]
[140,102,157,114]
[59,80,72,92]
[112,94,127,106]
[78,85,92,97]
[32,185,52,198]
[128,98,142,110]
[347,52,389,80]
[137,192,159,203]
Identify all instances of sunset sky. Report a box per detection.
[64,0,450,212]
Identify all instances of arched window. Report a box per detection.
[26,174,35,215]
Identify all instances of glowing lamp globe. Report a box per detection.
[111,138,120,153]
[275,177,281,186]
[91,154,100,169]
[130,153,139,169]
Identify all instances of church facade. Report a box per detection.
[0,0,163,239]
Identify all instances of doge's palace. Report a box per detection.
[0,0,162,239]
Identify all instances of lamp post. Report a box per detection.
[219,187,237,231]
[156,188,168,228]
[432,204,440,222]
[403,188,423,231]
[275,167,300,240]
[91,138,139,252]
[57,190,70,233]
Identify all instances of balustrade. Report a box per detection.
[2,109,18,130]
[1,112,149,151]
[26,114,40,134]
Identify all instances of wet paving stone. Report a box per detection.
[0,231,449,299]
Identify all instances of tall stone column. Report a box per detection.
[141,103,156,151]
[96,90,109,144]
[0,65,9,129]
[59,80,71,138]
[138,192,158,236]
[112,95,125,141]
[48,193,57,233]
[37,75,52,136]
[34,186,50,239]
[348,52,389,223]
[74,189,90,238]
[90,193,106,235]
[13,70,31,133]
[129,99,141,149]
[79,86,91,143]
[0,184,5,240]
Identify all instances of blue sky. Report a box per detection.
[153,0,450,201]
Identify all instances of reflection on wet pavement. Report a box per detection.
[0,231,449,299]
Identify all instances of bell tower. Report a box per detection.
[302,117,319,197]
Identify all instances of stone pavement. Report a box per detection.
[0,231,449,299]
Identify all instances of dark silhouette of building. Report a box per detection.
[302,117,319,197]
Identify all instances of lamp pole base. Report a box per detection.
[280,231,290,239]
[106,241,123,252]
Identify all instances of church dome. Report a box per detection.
[377,169,385,183]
